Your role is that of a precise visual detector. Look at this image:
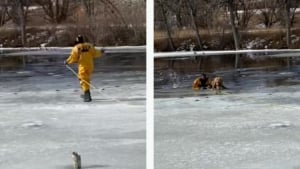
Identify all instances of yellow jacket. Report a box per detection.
[66,43,102,71]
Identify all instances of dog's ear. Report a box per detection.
[193,78,201,89]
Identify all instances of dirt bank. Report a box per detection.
[154,28,300,52]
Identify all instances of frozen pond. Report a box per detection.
[0,51,146,169]
[155,64,300,169]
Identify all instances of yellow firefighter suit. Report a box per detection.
[66,43,103,92]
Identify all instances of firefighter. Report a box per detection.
[65,35,104,102]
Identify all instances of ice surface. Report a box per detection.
[155,66,300,169]
[0,52,145,169]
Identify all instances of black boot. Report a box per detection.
[84,90,92,102]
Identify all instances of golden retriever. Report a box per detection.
[207,76,226,90]
[193,74,226,91]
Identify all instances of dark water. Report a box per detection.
[0,52,146,80]
[155,55,300,98]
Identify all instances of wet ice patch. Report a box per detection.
[47,72,62,77]
[267,121,292,129]
[111,139,145,146]
[278,72,296,76]
[16,71,31,74]
[21,121,45,129]
[172,83,179,88]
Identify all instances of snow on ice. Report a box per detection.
[0,50,145,169]
[155,66,300,169]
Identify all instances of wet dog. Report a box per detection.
[193,74,208,90]
[206,76,226,90]
[193,74,226,91]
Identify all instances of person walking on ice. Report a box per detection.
[65,35,104,102]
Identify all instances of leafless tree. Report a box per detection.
[0,1,10,27]
[163,0,184,28]
[75,0,141,45]
[290,0,300,26]
[155,0,175,50]
[277,0,300,27]
[6,0,30,46]
[235,0,256,30]
[221,0,241,49]
[81,0,126,24]
[284,0,292,49]
[186,0,203,50]
[33,0,71,24]
[120,0,146,44]
[200,0,221,31]
[257,0,280,28]
[219,0,241,68]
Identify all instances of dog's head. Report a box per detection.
[211,77,223,89]
[215,77,222,84]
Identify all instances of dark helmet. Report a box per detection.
[75,35,84,44]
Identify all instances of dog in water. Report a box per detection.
[193,74,226,91]
[206,76,226,90]
[193,73,209,90]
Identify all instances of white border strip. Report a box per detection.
[146,0,154,168]
[0,46,146,56]
[0,45,146,51]
[154,49,300,58]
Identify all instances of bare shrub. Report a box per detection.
[33,0,73,24]
[70,0,145,45]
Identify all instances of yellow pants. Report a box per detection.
[78,67,92,92]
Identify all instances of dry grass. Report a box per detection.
[0,1,146,47]
[154,28,300,51]
[155,29,212,40]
